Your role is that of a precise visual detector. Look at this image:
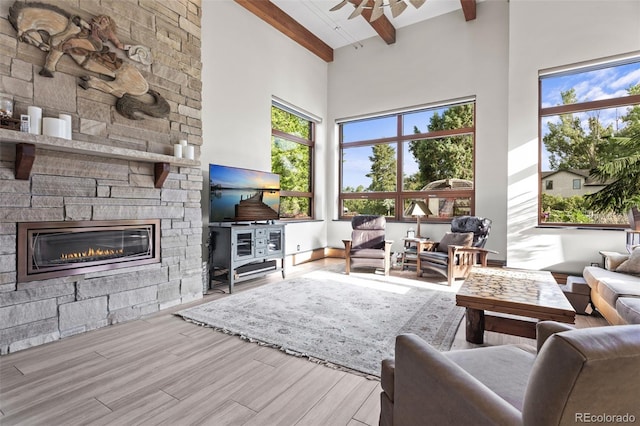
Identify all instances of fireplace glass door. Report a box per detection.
[33,228,152,270]
[18,220,160,282]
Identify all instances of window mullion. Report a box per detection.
[541,94,640,117]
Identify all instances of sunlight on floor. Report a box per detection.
[306,269,462,294]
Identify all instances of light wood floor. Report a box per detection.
[0,258,607,425]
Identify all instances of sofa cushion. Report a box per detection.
[436,232,473,253]
[351,229,385,250]
[419,250,449,266]
[350,248,385,259]
[445,344,536,411]
[352,215,385,230]
[597,277,640,307]
[582,266,640,292]
[616,247,640,275]
[616,297,640,324]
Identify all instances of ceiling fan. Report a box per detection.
[330,0,426,21]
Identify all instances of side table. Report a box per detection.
[400,237,431,270]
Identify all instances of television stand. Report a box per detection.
[207,223,285,293]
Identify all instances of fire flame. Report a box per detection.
[60,247,124,260]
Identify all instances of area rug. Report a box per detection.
[175,269,464,377]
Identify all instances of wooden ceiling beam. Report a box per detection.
[460,0,477,21]
[234,0,334,62]
[349,0,396,45]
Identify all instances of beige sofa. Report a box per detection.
[380,322,640,426]
[583,250,640,325]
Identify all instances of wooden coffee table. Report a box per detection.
[456,267,576,343]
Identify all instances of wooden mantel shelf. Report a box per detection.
[0,128,199,188]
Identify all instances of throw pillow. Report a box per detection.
[601,251,630,271]
[436,232,474,253]
[616,247,640,275]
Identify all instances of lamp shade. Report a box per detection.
[405,200,431,238]
[405,200,432,217]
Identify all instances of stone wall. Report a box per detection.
[0,0,203,354]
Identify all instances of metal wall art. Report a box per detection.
[8,1,169,120]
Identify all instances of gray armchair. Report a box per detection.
[418,215,494,285]
[343,215,392,275]
[380,321,640,426]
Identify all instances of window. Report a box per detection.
[339,100,475,222]
[271,102,315,219]
[573,179,581,190]
[546,180,553,190]
[539,56,640,226]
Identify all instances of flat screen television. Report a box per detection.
[209,164,280,223]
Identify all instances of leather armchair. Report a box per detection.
[418,216,494,285]
[343,215,392,275]
[380,321,640,426]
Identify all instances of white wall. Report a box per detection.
[200,0,329,255]
[326,1,510,258]
[507,0,640,273]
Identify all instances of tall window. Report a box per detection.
[271,102,314,219]
[539,57,640,226]
[339,100,475,222]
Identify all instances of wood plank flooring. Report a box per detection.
[0,258,607,425]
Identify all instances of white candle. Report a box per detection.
[28,106,42,135]
[173,143,183,158]
[42,117,65,138]
[185,145,195,160]
[59,114,72,139]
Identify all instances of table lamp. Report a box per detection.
[405,200,432,238]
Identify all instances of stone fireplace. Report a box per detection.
[17,220,161,283]
[0,0,204,354]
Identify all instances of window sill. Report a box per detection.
[536,225,627,231]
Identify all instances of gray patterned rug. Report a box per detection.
[176,269,464,377]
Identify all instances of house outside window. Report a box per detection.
[573,179,581,190]
[539,56,640,226]
[339,99,475,222]
[271,102,315,219]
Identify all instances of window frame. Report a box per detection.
[538,56,640,228]
[338,100,476,223]
[572,179,581,190]
[271,102,315,220]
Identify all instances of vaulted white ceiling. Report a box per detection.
[272,0,469,49]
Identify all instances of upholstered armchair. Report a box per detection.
[417,215,494,286]
[343,215,392,275]
[380,321,640,426]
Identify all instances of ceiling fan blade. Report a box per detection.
[370,0,384,21]
[389,0,408,18]
[408,0,426,8]
[330,0,349,12]
[348,0,369,19]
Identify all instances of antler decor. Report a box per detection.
[331,0,426,21]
